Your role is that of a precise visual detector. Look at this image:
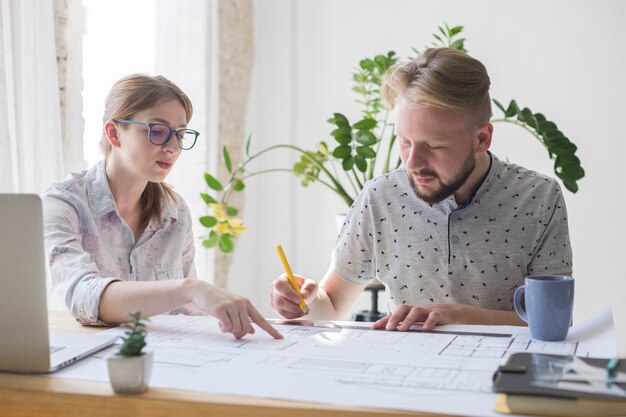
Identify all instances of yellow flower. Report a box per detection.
[226,218,247,236]
[214,218,247,237]
[209,203,227,221]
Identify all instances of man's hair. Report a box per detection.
[381,48,492,127]
[101,74,193,228]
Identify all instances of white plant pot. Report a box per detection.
[107,351,153,394]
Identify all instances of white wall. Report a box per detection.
[226,0,626,353]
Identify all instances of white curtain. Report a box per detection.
[155,0,254,289]
[0,0,66,193]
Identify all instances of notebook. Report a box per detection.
[0,193,117,373]
[492,352,626,416]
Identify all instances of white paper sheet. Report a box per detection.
[54,306,616,417]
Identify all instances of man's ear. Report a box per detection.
[476,123,493,152]
[103,119,122,148]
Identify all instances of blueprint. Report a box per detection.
[55,306,616,417]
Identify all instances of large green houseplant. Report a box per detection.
[200,23,584,253]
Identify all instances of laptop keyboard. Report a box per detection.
[49,346,65,354]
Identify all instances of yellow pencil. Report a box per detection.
[275,245,308,311]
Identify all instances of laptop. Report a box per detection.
[0,193,117,373]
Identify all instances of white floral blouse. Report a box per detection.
[42,161,197,325]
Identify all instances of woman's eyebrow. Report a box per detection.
[149,117,187,128]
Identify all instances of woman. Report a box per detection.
[43,74,281,339]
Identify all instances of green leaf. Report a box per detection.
[353,118,377,130]
[534,113,546,124]
[354,155,367,172]
[329,113,350,129]
[492,99,506,114]
[199,216,217,228]
[555,154,581,168]
[223,146,232,173]
[333,145,352,159]
[200,192,217,205]
[438,25,447,39]
[562,179,579,193]
[232,179,245,192]
[537,120,557,134]
[550,141,577,155]
[245,134,251,157]
[226,206,238,216]
[449,38,466,51]
[356,146,376,158]
[450,25,464,35]
[331,127,352,144]
[293,162,307,174]
[432,33,443,44]
[204,173,223,191]
[559,163,585,181]
[202,231,219,248]
[342,156,355,171]
[218,234,234,252]
[355,131,377,146]
[504,100,519,118]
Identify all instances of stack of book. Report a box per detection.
[493,352,626,416]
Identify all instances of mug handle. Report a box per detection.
[513,286,528,323]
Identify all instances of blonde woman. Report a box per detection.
[44,74,281,339]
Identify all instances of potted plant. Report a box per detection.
[107,311,152,394]
[199,23,584,253]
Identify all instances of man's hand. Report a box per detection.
[373,303,465,331]
[372,303,525,331]
[270,273,317,319]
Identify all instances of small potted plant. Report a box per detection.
[107,311,152,394]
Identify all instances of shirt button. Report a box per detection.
[451,235,459,244]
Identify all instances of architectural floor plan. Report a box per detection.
[58,307,615,417]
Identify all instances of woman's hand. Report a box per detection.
[189,280,282,339]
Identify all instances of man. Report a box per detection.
[270,47,572,331]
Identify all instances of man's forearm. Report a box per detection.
[303,288,342,321]
[470,305,526,326]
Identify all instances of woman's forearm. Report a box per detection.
[98,278,197,324]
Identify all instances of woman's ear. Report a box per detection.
[103,119,122,148]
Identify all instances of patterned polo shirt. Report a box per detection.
[332,153,572,312]
[42,161,197,325]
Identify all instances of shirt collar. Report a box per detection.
[87,161,117,217]
[440,151,499,212]
[87,160,179,225]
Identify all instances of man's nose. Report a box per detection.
[405,146,428,171]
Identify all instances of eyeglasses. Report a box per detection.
[113,119,199,150]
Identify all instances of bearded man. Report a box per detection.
[270,47,573,330]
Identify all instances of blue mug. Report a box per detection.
[513,275,574,341]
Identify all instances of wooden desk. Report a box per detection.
[0,311,451,417]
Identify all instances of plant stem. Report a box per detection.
[240,168,339,194]
[351,168,364,190]
[336,160,359,197]
[228,144,354,207]
[384,131,397,173]
[491,118,546,148]
[368,110,390,180]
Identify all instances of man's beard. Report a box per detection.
[407,153,476,205]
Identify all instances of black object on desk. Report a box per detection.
[352,280,386,322]
[493,352,626,416]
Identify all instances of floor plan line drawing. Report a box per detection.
[54,307,615,417]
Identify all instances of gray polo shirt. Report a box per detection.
[332,153,572,312]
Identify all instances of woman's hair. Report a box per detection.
[101,74,193,227]
[381,48,492,128]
